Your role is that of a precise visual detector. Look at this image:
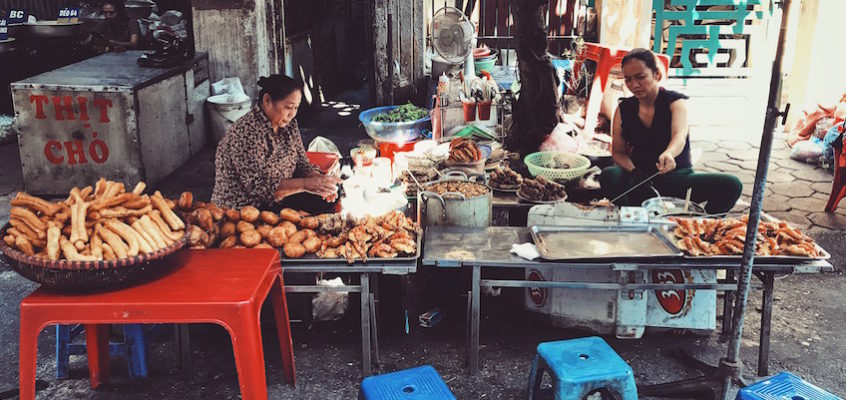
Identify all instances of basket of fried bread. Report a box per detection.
[0,179,187,291]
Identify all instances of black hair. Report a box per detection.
[101,0,126,13]
[257,75,303,102]
[621,48,660,74]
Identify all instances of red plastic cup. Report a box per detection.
[477,100,492,121]
[463,100,477,122]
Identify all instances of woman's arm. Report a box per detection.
[611,108,636,172]
[656,99,689,173]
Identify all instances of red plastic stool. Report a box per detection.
[825,140,846,211]
[571,43,671,135]
[19,249,295,400]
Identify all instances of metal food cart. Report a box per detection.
[10,51,210,195]
[422,225,834,376]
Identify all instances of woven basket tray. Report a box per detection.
[0,224,188,292]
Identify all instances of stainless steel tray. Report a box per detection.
[282,233,422,265]
[656,226,832,264]
[529,225,683,261]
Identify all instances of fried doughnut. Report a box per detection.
[14,235,35,256]
[187,225,206,246]
[219,235,237,249]
[99,205,153,219]
[11,207,46,233]
[148,211,183,242]
[279,208,302,224]
[11,192,61,216]
[299,216,319,230]
[236,221,255,234]
[280,221,297,237]
[101,243,116,260]
[267,226,288,247]
[137,216,169,249]
[9,218,44,240]
[192,208,214,231]
[256,224,273,239]
[287,230,308,244]
[3,235,16,246]
[283,242,306,258]
[131,220,159,251]
[225,209,241,222]
[207,204,225,221]
[220,221,236,237]
[104,220,141,256]
[59,236,98,262]
[46,224,61,260]
[131,181,146,195]
[260,211,279,225]
[240,230,262,247]
[240,206,260,223]
[151,191,185,231]
[255,242,273,249]
[302,236,321,253]
[178,191,194,210]
[297,210,310,217]
[122,196,151,210]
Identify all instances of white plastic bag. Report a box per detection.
[307,136,341,156]
[312,277,349,321]
[789,139,823,163]
[211,78,250,103]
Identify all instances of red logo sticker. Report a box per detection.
[528,269,547,307]
[653,269,686,315]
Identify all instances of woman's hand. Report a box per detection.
[302,175,343,199]
[656,151,677,174]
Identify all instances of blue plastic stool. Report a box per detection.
[360,365,456,400]
[737,372,842,400]
[56,324,148,379]
[528,337,637,400]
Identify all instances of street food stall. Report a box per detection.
[10,50,209,195]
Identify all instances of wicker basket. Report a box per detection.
[524,151,591,182]
[0,224,188,292]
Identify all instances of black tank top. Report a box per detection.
[619,88,692,172]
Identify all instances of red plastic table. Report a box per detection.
[19,248,295,400]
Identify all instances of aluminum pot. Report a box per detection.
[417,172,492,227]
[25,21,86,39]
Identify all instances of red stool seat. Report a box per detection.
[19,249,295,400]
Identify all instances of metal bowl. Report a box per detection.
[25,21,87,39]
[642,197,706,217]
[359,106,432,144]
[126,1,155,19]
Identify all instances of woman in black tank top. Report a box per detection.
[599,49,742,214]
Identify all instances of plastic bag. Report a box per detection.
[789,138,824,163]
[210,78,250,103]
[307,136,341,156]
[539,123,581,153]
[312,277,349,321]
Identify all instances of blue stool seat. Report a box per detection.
[737,372,842,400]
[56,324,148,379]
[528,336,637,400]
[361,365,456,400]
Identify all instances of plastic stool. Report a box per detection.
[56,324,148,379]
[736,372,842,400]
[825,136,846,211]
[360,365,456,400]
[528,337,637,400]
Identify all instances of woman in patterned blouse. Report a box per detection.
[211,75,342,212]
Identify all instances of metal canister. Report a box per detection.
[417,172,492,227]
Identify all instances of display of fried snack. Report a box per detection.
[3,179,186,262]
[488,165,523,188]
[448,138,482,163]
[669,216,821,258]
[315,210,421,264]
[517,176,567,202]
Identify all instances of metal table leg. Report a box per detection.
[758,272,775,377]
[721,270,735,339]
[470,265,481,375]
[360,273,372,377]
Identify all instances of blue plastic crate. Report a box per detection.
[737,372,842,400]
[361,365,455,400]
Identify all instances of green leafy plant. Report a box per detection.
[372,103,429,123]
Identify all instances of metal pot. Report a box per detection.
[642,196,707,218]
[417,172,492,227]
[7,23,27,39]
[25,21,86,39]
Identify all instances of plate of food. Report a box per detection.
[488,165,523,192]
[516,176,568,203]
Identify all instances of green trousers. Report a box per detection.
[599,166,743,214]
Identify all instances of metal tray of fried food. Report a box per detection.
[657,226,832,263]
[281,233,422,265]
[529,225,683,261]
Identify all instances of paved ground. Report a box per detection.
[0,86,844,399]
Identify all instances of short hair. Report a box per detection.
[257,75,303,102]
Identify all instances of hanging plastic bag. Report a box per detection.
[307,136,341,156]
[211,78,250,103]
[312,277,349,321]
